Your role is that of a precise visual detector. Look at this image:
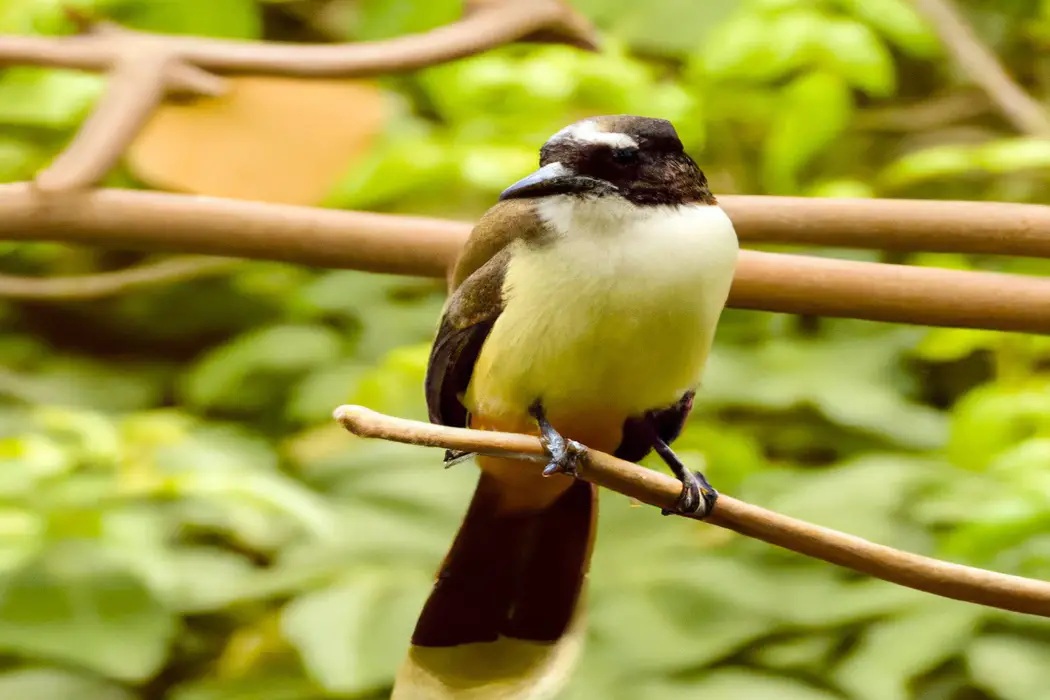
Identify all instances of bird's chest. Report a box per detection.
[466,201,738,428]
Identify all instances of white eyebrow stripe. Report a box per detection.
[550,121,638,149]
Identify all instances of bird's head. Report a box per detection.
[499,115,714,207]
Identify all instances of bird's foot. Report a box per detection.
[540,433,587,477]
[661,469,718,518]
[529,400,587,477]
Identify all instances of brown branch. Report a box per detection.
[910,0,1050,136]
[5,184,1050,259]
[34,48,175,192]
[855,90,989,132]
[0,255,240,300]
[2,1,595,192]
[717,196,1050,258]
[0,185,1048,333]
[334,406,1050,618]
[0,0,599,77]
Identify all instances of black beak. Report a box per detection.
[498,162,614,201]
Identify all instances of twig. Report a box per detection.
[0,256,241,300]
[910,0,1050,136]
[0,185,1048,333]
[334,405,1050,618]
[855,90,989,131]
[0,0,598,76]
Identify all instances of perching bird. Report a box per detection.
[393,115,739,699]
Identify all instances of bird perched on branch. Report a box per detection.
[393,115,739,699]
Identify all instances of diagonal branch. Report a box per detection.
[910,0,1050,136]
[34,47,179,192]
[1,185,1048,333]
[2,0,596,193]
[334,405,1050,618]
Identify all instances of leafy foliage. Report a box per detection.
[1,1,1049,699]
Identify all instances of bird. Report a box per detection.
[392,115,739,699]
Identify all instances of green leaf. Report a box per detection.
[169,675,322,700]
[700,11,820,83]
[0,667,134,700]
[570,0,740,56]
[0,358,166,412]
[0,68,104,129]
[967,634,1050,700]
[0,433,76,495]
[287,361,369,425]
[763,71,852,193]
[832,0,941,58]
[0,544,176,682]
[659,553,926,628]
[701,334,947,450]
[349,344,431,421]
[0,0,101,35]
[974,137,1050,173]
[636,669,842,700]
[181,324,345,411]
[281,569,429,694]
[913,328,1003,362]
[948,379,1050,471]
[753,635,839,671]
[833,600,985,700]
[324,132,456,211]
[816,18,896,97]
[0,137,44,182]
[105,0,262,38]
[585,574,773,674]
[805,178,876,198]
[880,144,978,188]
[129,546,259,614]
[351,0,460,41]
[754,455,943,551]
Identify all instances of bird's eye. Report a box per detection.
[611,147,639,164]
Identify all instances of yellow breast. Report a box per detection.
[465,198,738,442]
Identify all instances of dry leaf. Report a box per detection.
[128,76,385,206]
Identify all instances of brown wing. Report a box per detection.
[425,248,508,428]
[425,200,548,429]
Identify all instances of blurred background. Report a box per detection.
[1,0,1050,699]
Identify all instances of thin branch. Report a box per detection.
[334,405,1050,618]
[34,48,174,192]
[855,90,989,131]
[0,256,241,300]
[910,0,1050,136]
[0,0,599,76]
[0,185,1048,333]
[2,0,595,192]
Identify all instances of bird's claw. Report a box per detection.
[661,470,718,518]
[540,434,586,477]
[529,399,586,478]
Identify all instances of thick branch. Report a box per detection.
[335,406,1050,618]
[0,256,240,300]
[0,0,598,77]
[717,196,1050,257]
[0,185,1048,333]
[910,0,1050,136]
